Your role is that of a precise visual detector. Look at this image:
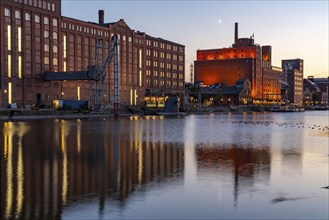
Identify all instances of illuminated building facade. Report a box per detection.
[194,23,283,103]
[0,0,185,108]
[282,59,304,105]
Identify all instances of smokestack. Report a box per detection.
[99,10,104,24]
[235,22,238,46]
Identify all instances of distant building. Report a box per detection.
[282,59,304,105]
[194,22,283,104]
[220,78,251,105]
[304,76,328,106]
[0,0,185,108]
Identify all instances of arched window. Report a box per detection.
[53,58,58,66]
[53,32,58,40]
[25,13,31,21]
[44,44,49,52]
[44,30,49,38]
[44,17,49,25]
[4,8,11,17]
[15,11,21,19]
[44,57,49,64]
[53,19,58,27]
[35,15,40,23]
[53,46,58,53]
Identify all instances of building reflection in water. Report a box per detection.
[0,119,184,219]
[196,144,271,208]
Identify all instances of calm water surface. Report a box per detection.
[1,111,328,219]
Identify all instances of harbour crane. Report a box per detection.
[92,35,119,115]
[44,34,120,116]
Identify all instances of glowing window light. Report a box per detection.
[7,25,11,51]
[8,82,12,104]
[18,56,22,78]
[8,55,12,77]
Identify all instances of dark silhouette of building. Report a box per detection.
[304,76,328,106]
[220,78,251,105]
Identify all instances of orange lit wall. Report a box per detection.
[197,46,257,61]
[194,58,254,86]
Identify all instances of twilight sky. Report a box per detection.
[62,0,328,80]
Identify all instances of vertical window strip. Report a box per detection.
[18,56,22,78]
[8,55,12,77]
[77,86,80,100]
[8,83,12,104]
[134,89,137,105]
[139,49,142,87]
[7,25,11,51]
[18,27,22,52]
[130,89,133,106]
[63,35,67,58]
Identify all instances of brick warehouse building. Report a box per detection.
[194,23,283,103]
[0,0,185,108]
[282,59,304,105]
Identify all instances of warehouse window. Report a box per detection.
[15,11,21,19]
[5,8,11,17]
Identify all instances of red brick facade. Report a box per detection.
[0,0,185,108]
[194,23,283,102]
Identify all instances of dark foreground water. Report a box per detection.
[1,111,328,219]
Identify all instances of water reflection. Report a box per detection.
[1,119,184,219]
[196,144,271,208]
[1,112,328,219]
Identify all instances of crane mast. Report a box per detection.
[92,34,119,113]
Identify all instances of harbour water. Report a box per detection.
[1,111,328,219]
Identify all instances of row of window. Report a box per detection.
[61,22,109,37]
[44,57,58,65]
[201,48,253,55]
[145,39,184,52]
[146,60,183,69]
[9,0,56,12]
[145,50,183,61]
[146,70,184,79]
[4,8,58,27]
[204,53,255,60]
[145,79,184,86]
[44,44,58,53]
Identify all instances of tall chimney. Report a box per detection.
[235,22,238,46]
[99,10,104,24]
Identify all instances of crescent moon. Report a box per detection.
[218,18,222,24]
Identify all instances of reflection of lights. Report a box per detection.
[77,119,81,153]
[130,116,140,120]
[61,120,68,205]
[137,143,143,184]
[4,123,8,159]
[4,122,13,219]
[16,136,24,217]
[133,119,144,184]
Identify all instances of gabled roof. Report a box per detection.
[304,79,321,92]
[236,78,249,83]
[200,84,223,95]
[220,86,244,95]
